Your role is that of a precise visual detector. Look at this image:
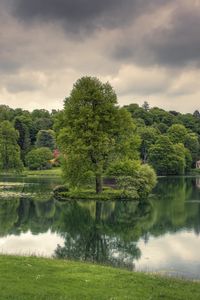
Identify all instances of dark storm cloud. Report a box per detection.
[148,6,200,66]
[1,0,200,112]
[12,0,200,67]
[113,2,200,67]
[13,0,170,32]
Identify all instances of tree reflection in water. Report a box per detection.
[54,200,154,270]
[0,176,200,271]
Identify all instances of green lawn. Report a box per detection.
[0,256,200,300]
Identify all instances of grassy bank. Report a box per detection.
[55,188,139,201]
[0,255,200,300]
[23,167,62,176]
[0,167,62,177]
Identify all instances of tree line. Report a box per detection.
[0,106,59,171]
[125,102,200,175]
[0,77,200,180]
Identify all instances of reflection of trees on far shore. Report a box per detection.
[150,177,200,236]
[0,176,200,269]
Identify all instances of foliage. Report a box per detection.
[124,103,200,173]
[36,129,56,150]
[107,159,141,177]
[138,126,160,163]
[57,188,139,201]
[148,136,186,175]
[61,154,95,188]
[107,159,157,198]
[184,133,199,166]
[25,147,53,170]
[14,115,31,161]
[1,91,200,179]
[0,121,23,172]
[174,143,192,172]
[167,124,188,144]
[57,76,140,193]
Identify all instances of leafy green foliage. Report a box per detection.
[107,159,141,177]
[0,121,23,172]
[107,159,157,198]
[184,133,199,166]
[125,103,200,174]
[138,126,160,163]
[36,130,56,150]
[167,124,188,144]
[14,115,31,161]
[25,147,53,170]
[57,76,140,193]
[148,136,186,175]
[58,188,139,201]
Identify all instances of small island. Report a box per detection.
[53,76,157,202]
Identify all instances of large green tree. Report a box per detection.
[0,121,23,171]
[57,76,140,193]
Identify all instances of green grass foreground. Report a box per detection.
[0,256,200,300]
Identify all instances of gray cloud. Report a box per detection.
[113,1,200,67]
[149,6,200,66]
[13,0,170,33]
[0,0,200,112]
[10,0,200,68]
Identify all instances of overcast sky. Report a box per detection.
[1,0,200,112]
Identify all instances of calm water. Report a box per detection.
[0,175,200,279]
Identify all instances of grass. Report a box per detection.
[23,167,62,176]
[0,255,200,299]
[0,167,62,177]
[55,188,139,201]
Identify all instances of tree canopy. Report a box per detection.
[57,76,140,193]
[0,121,23,172]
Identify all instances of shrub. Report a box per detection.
[107,159,157,199]
[25,147,53,170]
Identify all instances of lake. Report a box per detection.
[0,175,200,279]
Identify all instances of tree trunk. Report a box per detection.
[96,174,103,194]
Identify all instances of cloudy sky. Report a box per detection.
[1,0,200,112]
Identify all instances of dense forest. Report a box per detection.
[125,102,200,174]
[0,102,200,174]
[0,85,200,177]
[0,106,59,171]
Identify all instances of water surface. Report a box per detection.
[0,175,200,279]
